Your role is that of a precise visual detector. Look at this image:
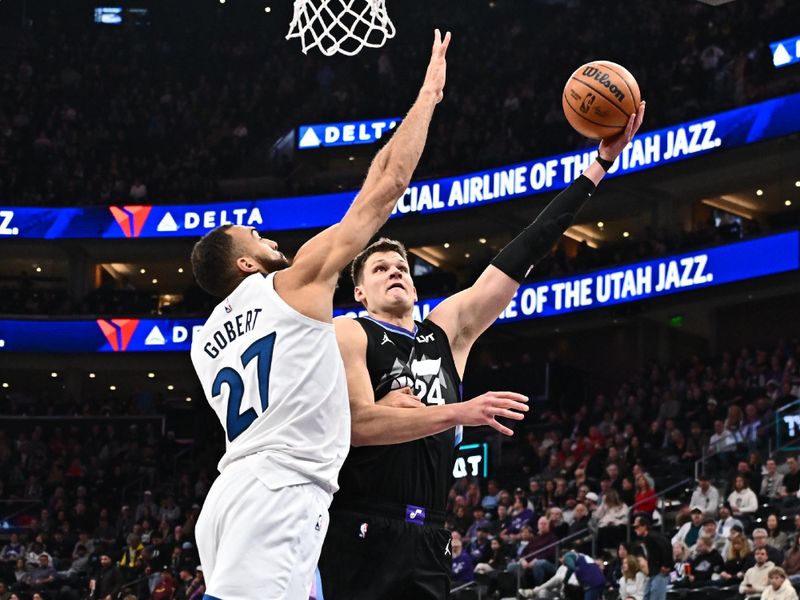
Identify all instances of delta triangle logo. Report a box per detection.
[156,212,179,232]
[298,127,322,149]
[109,205,153,238]
[144,326,166,346]
[773,43,792,67]
[97,319,140,352]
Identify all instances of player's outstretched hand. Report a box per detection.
[376,386,424,409]
[421,29,452,104]
[459,391,529,436]
[599,100,646,162]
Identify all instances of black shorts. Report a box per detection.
[318,501,452,600]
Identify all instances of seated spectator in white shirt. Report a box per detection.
[690,474,720,517]
[739,547,774,599]
[728,475,759,518]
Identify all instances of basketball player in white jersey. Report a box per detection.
[188,30,451,600]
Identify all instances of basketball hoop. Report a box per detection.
[286,0,395,56]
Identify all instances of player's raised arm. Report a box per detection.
[428,101,646,374]
[278,30,450,298]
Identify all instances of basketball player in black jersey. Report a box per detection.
[318,101,646,598]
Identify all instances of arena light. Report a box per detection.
[147,372,155,378]
[89,373,96,378]
[1,383,8,388]
[787,200,793,207]
[756,189,764,196]
[51,372,58,378]
[795,181,800,187]
[35,266,42,273]
[140,268,146,274]
[264,6,271,12]
[109,385,116,391]
[151,278,158,284]
[623,231,630,238]
[464,253,471,258]
[597,221,604,229]
[167,384,174,390]
[185,397,192,402]
[178,267,184,273]
[443,242,450,249]
[478,238,487,244]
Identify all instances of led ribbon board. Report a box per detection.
[1,232,797,353]
[1,93,800,240]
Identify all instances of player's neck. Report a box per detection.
[367,309,415,333]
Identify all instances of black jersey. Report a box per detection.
[333,316,462,512]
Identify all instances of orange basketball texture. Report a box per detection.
[562,61,641,140]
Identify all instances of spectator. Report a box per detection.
[740,547,775,599]
[761,567,798,600]
[618,555,646,600]
[516,517,558,586]
[729,475,759,520]
[669,542,690,585]
[182,567,205,600]
[465,526,491,564]
[690,475,720,517]
[671,507,704,548]
[780,456,800,502]
[762,458,785,501]
[718,502,744,537]
[634,476,657,516]
[451,532,475,587]
[783,533,800,580]
[594,488,628,550]
[1,533,24,562]
[522,551,605,600]
[720,533,751,583]
[698,518,725,555]
[745,529,785,569]
[20,554,57,591]
[686,535,724,585]
[151,570,176,600]
[632,515,671,600]
[766,514,788,550]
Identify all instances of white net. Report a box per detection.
[286,0,396,57]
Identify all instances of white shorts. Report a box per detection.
[196,458,331,600]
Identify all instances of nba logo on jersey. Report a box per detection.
[358,522,368,538]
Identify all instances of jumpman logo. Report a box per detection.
[381,332,394,346]
[444,539,452,556]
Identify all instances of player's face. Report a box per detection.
[355,251,417,312]
[228,226,290,275]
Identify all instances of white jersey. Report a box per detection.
[190,272,350,493]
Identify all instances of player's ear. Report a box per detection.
[236,255,260,274]
[412,284,418,303]
[353,284,366,304]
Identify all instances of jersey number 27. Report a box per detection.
[212,333,277,442]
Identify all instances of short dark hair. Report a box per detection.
[350,238,408,285]
[190,224,240,297]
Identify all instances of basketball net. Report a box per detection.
[286,0,395,56]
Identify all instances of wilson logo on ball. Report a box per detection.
[581,67,626,102]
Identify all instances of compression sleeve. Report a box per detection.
[490,175,596,281]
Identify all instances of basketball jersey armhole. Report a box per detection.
[256,273,334,331]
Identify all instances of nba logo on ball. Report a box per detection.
[562,60,641,140]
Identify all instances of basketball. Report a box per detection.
[562,60,641,140]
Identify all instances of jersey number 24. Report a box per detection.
[212,333,277,442]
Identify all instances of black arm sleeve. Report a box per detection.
[490,175,596,282]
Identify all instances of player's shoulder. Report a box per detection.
[333,315,367,338]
